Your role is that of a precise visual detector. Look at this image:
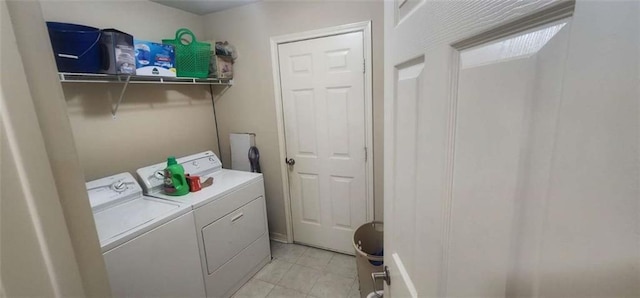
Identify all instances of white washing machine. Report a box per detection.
[136,151,271,298]
[86,172,206,297]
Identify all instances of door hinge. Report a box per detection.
[362,59,366,73]
[365,147,368,162]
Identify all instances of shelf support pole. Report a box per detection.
[112,75,131,119]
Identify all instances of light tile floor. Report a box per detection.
[232,241,361,298]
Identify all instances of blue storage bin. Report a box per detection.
[46,22,101,73]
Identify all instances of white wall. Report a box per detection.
[41,0,205,42]
[1,1,97,295]
[5,1,112,295]
[40,0,220,180]
[202,0,384,239]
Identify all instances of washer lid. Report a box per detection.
[86,172,190,251]
[93,196,186,251]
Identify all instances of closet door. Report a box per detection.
[279,31,368,253]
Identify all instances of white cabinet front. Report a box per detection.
[103,212,205,297]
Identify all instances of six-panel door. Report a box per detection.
[278,31,368,253]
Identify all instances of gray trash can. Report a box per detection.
[353,221,383,298]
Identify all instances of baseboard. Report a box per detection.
[269,232,289,243]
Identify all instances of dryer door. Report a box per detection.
[202,196,267,274]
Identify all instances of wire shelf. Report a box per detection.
[57,73,232,118]
[58,72,233,85]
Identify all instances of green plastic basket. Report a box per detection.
[162,28,211,78]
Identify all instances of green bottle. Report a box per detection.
[163,156,189,196]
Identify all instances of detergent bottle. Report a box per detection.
[163,156,189,196]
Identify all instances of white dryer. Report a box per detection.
[86,172,206,297]
[136,151,271,298]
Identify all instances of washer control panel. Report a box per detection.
[86,172,142,212]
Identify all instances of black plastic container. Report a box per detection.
[100,29,135,75]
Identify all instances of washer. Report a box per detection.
[86,172,205,297]
[136,151,271,298]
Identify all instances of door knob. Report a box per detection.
[372,266,390,286]
[285,158,296,166]
[371,266,390,298]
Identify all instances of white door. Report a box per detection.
[279,31,367,253]
[385,1,639,297]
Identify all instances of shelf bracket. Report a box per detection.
[221,85,231,95]
[112,75,131,119]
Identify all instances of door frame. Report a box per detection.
[270,21,374,243]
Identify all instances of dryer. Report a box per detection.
[86,172,205,297]
[136,151,271,298]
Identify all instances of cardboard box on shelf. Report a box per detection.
[209,55,233,79]
[134,40,176,77]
